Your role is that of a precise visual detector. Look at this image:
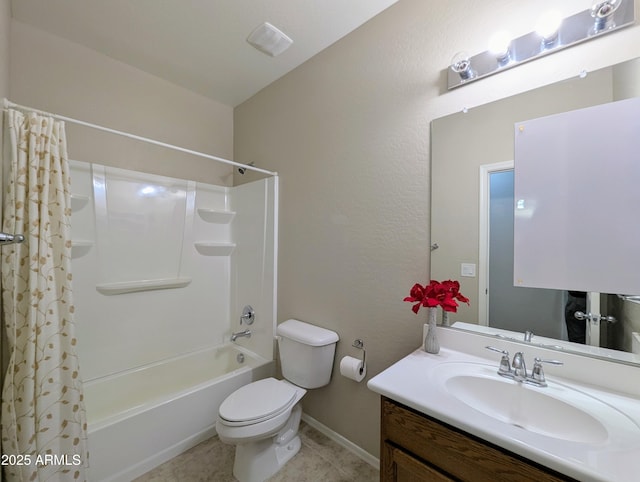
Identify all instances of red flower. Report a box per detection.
[404,283,427,314]
[404,279,469,314]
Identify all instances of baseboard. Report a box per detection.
[301,413,380,470]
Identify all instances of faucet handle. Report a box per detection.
[240,305,255,325]
[485,346,511,375]
[530,357,563,386]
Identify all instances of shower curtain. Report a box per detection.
[1,110,88,481]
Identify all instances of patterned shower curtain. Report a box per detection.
[1,110,89,481]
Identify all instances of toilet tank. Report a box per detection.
[276,319,339,389]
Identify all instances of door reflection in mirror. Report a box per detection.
[486,168,566,339]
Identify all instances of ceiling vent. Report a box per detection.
[247,22,293,57]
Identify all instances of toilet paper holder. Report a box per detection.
[352,339,366,366]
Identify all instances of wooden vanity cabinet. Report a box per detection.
[380,397,575,482]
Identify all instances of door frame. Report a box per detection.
[478,160,514,326]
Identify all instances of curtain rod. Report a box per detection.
[2,98,277,177]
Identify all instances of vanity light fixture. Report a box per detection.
[447,0,635,89]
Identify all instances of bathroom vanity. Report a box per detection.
[368,328,640,482]
[380,397,570,481]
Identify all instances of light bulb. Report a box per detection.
[488,31,512,62]
[591,0,621,31]
[450,51,474,80]
[536,10,563,43]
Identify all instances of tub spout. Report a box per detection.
[231,329,251,342]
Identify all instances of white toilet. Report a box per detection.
[216,319,339,482]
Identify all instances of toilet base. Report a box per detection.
[232,404,303,482]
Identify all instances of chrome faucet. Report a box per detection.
[231,329,251,342]
[511,352,527,381]
[485,346,563,387]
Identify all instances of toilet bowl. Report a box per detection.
[216,377,306,444]
[216,319,339,482]
[216,378,306,482]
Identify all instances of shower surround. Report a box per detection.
[68,161,278,481]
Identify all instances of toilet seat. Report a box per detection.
[218,378,298,427]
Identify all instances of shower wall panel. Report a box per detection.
[229,177,277,361]
[92,165,191,289]
[68,161,276,381]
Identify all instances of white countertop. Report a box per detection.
[368,328,640,482]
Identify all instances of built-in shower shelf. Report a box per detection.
[71,240,93,259]
[197,208,235,224]
[194,242,236,256]
[96,277,192,295]
[71,194,90,212]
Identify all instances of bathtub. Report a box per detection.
[84,344,275,482]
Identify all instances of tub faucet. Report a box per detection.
[231,329,251,342]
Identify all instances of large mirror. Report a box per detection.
[431,57,640,366]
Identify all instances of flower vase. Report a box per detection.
[424,307,440,354]
[442,309,450,327]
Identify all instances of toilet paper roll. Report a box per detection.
[340,356,366,382]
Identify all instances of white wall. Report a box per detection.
[234,0,640,458]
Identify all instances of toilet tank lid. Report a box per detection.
[277,319,339,346]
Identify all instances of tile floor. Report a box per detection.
[134,421,380,481]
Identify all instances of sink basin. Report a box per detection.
[434,362,637,444]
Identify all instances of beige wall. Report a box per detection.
[0,0,8,100]
[10,20,234,185]
[613,57,640,98]
[1,0,10,181]
[234,0,640,458]
[0,0,8,175]
[0,0,9,378]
